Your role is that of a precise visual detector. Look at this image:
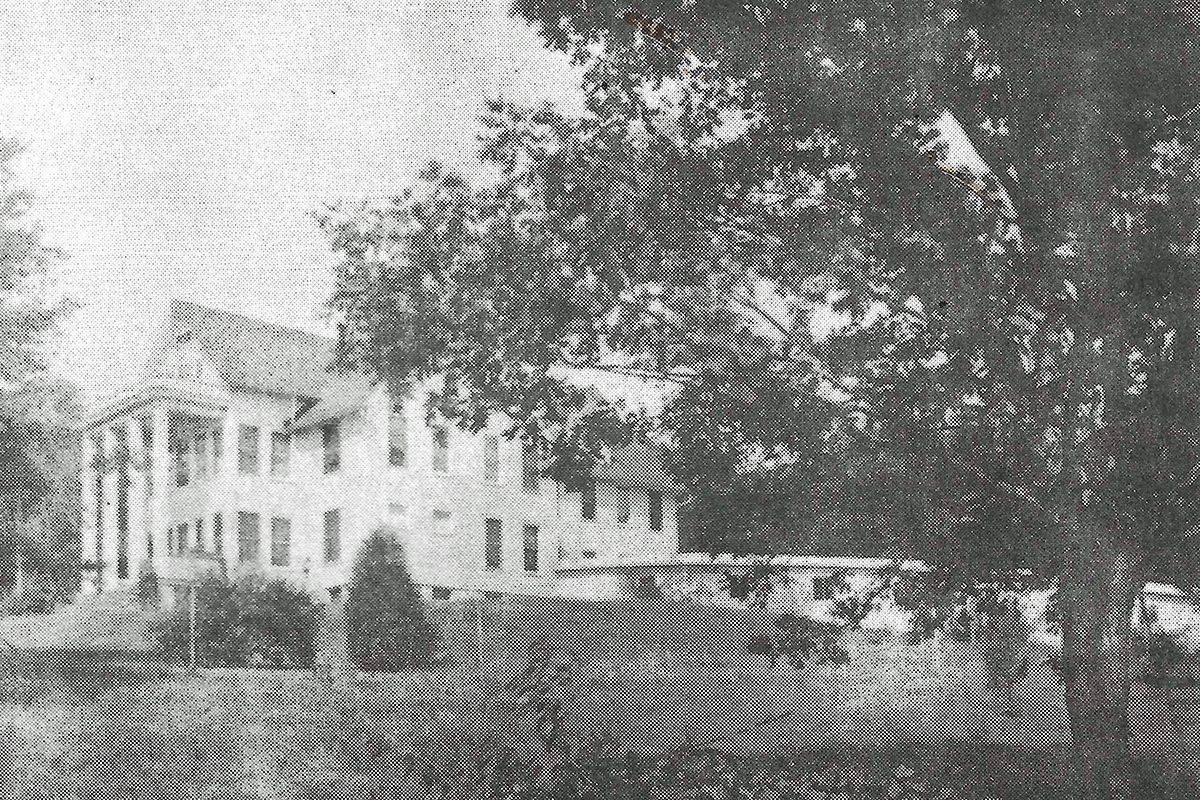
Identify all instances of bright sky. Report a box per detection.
[0,1,583,402]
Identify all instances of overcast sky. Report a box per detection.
[0,1,582,402]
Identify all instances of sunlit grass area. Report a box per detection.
[0,635,1193,799]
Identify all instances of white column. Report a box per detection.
[100,427,120,590]
[220,413,238,559]
[80,431,99,594]
[149,407,171,573]
[128,417,148,577]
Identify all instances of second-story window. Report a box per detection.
[484,435,500,483]
[270,431,290,476]
[322,422,341,474]
[389,402,407,467]
[195,432,207,480]
[174,441,189,487]
[238,425,260,474]
[431,426,449,472]
[521,443,540,493]
[581,482,597,521]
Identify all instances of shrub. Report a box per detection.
[155,574,320,667]
[135,567,159,606]
[345,527,437,671]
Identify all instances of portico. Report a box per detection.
[81,380,229,595]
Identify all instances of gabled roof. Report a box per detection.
[165,300,335,398]
[289,373,373,430]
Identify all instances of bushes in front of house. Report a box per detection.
[345,527,437,671]
[156,574,321,668]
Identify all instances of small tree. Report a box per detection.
[345,527,437,671]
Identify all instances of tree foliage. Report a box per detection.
[324,2,1200,795]
[0,140,77,607]
[156,574,321,668]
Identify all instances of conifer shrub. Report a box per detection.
[345,527,437,671]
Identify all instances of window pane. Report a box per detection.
[195,432,207,479]
[174,441,189,486]
[194,518,204,550]
[523,524,539,572]
[324,509,341,563]
[648,490,663,532]
[581,482,597,521]
[521,443,540,492]
[238,511,260,563]
[238,425,260,474]
[485,518,502,571]
[213,513,223,556]
[431,427,449,472]
[323,423,341,474]
[484,436,499,483]
[271,518,291,567]
[389,403,407,467]
[270,431,290,476]
[175,523,188,555]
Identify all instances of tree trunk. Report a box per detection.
[1057,524,1141,800]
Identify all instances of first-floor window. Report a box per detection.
[324,509,341,563]
[175,523,188,555]
[433,509,453,537]
[523,524,539,572]
[648,490,664,532]
[271,517,291,567]
[213,513,223,556]
[238,511,260,563]
[485,518,502,571]
[194,518,205,551]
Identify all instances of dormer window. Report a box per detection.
[431,426,449,473]
[323,422,341,474]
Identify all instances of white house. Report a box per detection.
[81,300,681,604]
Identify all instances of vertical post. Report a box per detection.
[188,583,197,673]
[101,427,119,590]
[149,407,171,585]
[81,431,99,594]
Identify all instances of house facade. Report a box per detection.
[81,300,680,604]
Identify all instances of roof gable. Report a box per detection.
[165,300,335,398]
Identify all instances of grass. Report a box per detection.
[0,635,1193,799]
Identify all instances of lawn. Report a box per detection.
[0,634,1196,799]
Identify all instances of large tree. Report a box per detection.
[323,3,1200,796]
[0,139,77,607]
